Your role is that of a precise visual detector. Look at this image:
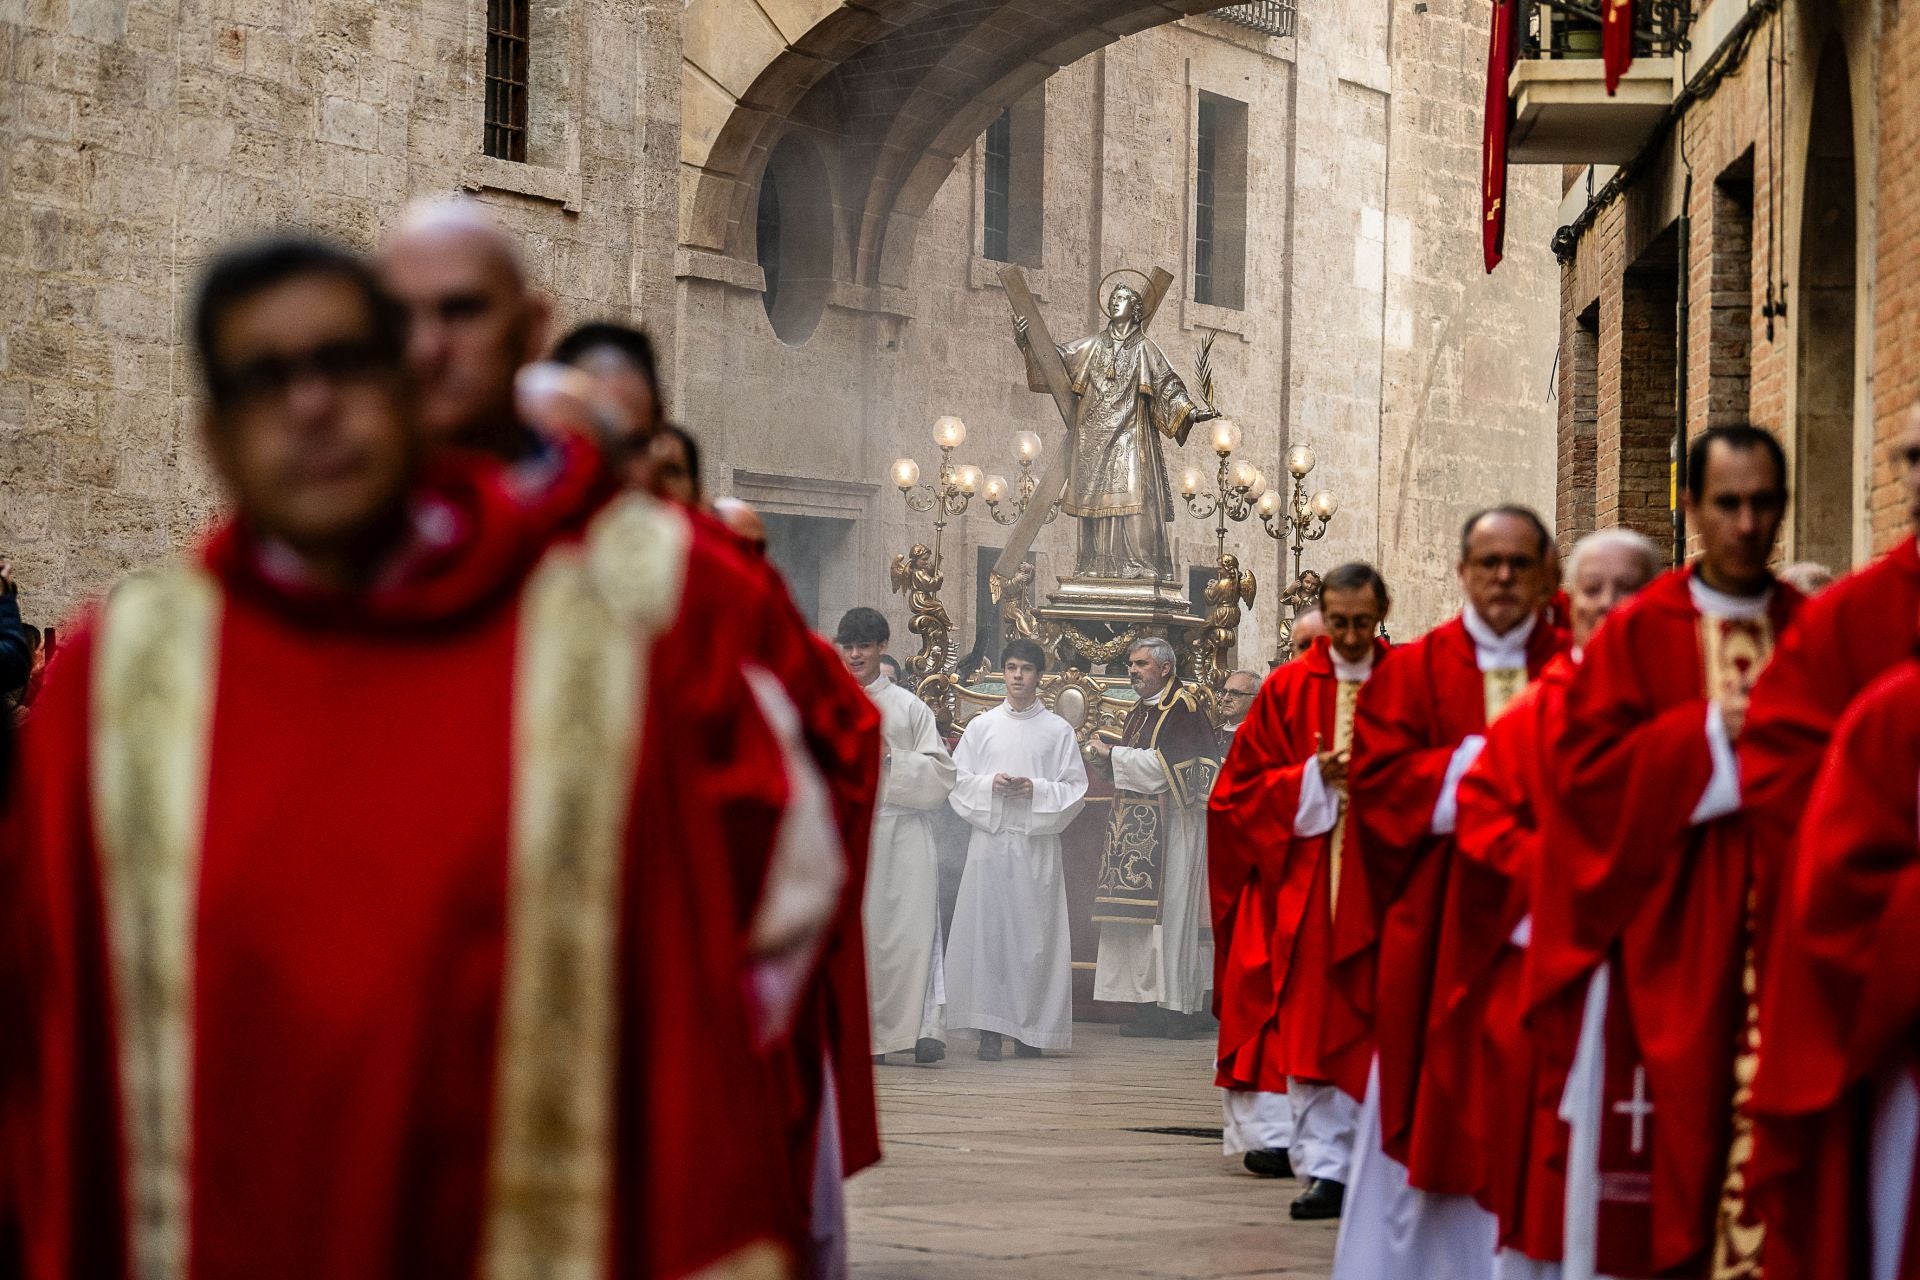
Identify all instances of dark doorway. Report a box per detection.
[1794,38,1858,570]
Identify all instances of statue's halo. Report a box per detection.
[1097,267,1152,299]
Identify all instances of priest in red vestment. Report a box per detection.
[2,237,801,1280]
[1331,505,1564,1280]
[1747,654,1920,1280]
[1552,424,1803,1278]
[1745,409,1920,1280]
[544,318,885,1277]
[379,208,884,1280]
[1452,527,1661,1272]
[1209,566,1392,1220]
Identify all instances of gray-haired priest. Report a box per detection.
[1089,636,1222,1038]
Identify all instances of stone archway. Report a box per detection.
[680,0,1240,291]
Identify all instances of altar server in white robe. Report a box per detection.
[946,639,1090,1059]
[838,606,957,1064]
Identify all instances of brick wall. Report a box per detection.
[1554,0,1909,568]
[1872,0,1920,548]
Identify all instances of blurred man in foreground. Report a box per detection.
[2,236,798,1279]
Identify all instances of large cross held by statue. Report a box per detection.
[990,264,1175,584]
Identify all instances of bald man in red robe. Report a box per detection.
[2,237,801,1279]
[1747,654,1920,1280]
[1331,506,1565,1280]
[1744,409,1920,1280]
[529,314,886,1276]
[1209,566,1391,1221]
[1553,425,1803,1278]
[1452,527,1662,1272]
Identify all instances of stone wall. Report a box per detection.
[3,0,1563,651]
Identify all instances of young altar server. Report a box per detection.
[838,606,956,1065]
[944,638,1090,1060]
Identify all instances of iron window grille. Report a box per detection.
[1518,0,1693,60]
[984,108,1013,263]
[1213,1,1296,39]
[484,0,529,162]
[1194,96,1219,306]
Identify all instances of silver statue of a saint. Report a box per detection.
[1015,282,1215,580]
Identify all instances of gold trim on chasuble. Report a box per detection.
[1327,678,1362,917]
[92,567,222,1280]
[1700,612,1775,1280]
[483,494,690,1280]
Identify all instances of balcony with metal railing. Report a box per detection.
[1507,0,1693,164]
[1211,0,1296,39]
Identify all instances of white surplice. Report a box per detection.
[862,675,957,1055]
[1092,682,1212,1015]
[944,700,1089,1051]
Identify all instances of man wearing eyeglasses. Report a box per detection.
[1,235,804,1280]
[1332,505,1566,1280]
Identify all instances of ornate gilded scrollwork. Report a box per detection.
[1191,553,1256,692]
[889,543,951,682]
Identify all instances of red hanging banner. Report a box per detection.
[1603,0,1635,94]
[1482,0,1517,273]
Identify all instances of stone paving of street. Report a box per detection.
[846,1024,1339,1278]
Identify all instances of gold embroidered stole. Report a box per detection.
[1702,612,1776,1280]
[1483,667,1527,725]
[1327,679,1362,916]
[92,567,222,1280]
[482,494,687,1280]
[88,494,703,1280]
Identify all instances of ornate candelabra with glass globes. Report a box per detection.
[888,415,983,684]
[981,430,1060,528]
[1266,442,1340,662]
[1176,426,1340,672]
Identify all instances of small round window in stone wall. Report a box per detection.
[755,134,833,345]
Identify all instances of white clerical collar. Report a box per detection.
[1688,572,1773,621]
[1462,606,1536,672]
[1004,698,1044,719]
[1331,651,1375,682]
[863,673,893,695]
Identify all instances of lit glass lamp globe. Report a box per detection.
[1286,443,1317,478]
[1311,489,1340,520]
[1177,466,1207,497]
[933,415,968,450]
[1210,417,1242,457]
[1246,468,1268,501]
[954,464,983,495]
[1229,459,1259,493]
[1255,489,1285,519]
[892,457,921,491]
[1014,430,1043,463]
[984,474,1009,504]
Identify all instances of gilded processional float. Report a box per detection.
[888,265,1340,748]
[886,267,1342,1010]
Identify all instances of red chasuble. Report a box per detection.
[1750,659,1920,1280]
[1554,567,1803,1273]
[1454,654,1582,1257]
[1733,540,1920,1280]
[694,511,886,1181]
[1208,638,1384,1093]
[1346,613,1564,1194]
[2,463,802,1280]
